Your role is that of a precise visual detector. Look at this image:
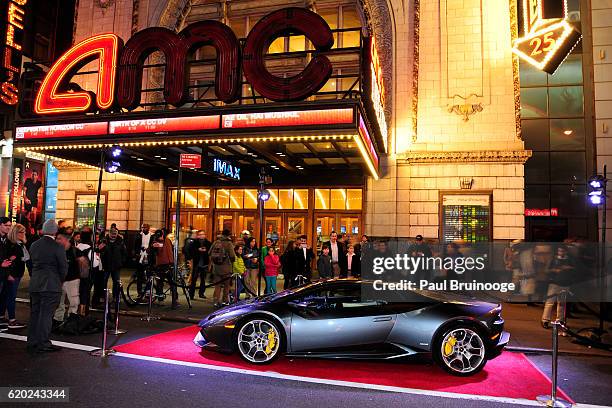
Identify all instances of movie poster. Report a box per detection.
[11,158,45,229]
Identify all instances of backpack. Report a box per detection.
[210,241,228,265]
[75,247,91,279]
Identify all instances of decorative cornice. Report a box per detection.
[402,150,532,164]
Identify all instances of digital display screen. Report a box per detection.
[222,108,354,129]
[109,115,220,134]
[15,122,109,140]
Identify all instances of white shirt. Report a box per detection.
[76,242,101,268]
[139,232,152,264]
[330,241,339,262]
[347,253,354,270]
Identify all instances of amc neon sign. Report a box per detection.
[35,7,334,115]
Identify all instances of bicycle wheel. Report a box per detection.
[125,279,148,306]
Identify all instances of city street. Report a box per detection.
[1,302,611,408]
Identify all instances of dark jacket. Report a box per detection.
[188,238,212,267]
[344,251,361,277]
[324,240,347,271]
[0,235,13,281]
[9,243,29,279]
[134,232,153,263]
[29,236,68,293]
[294,245,315,280]
[317,254,332,279]
[65,246,80,281]
[280,248,296,277]
[100,236,127,271]
[243,245,259,269]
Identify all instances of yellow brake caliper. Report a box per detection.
[443,336,457,357]
[264,328,276,354]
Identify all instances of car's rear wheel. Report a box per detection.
[434,325,487,376]
[236,318,282,364]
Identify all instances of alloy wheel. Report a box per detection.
[237,319,280,363]
[440,328,485,374]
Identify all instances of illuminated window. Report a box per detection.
[244,189,258,209]
[197,189,210,208]
[330,189,347,210]
[288,35,306,52]
[268,37,285,54]
[75,194,106,228]
[183,189,198,208]
[341,8,361,48]
[346,189,362,210]
[230,189,244,209]
[264,189,279,209]
[216,189,230,209]
[293,189,309,209]
[278,189,293,209]
[315,189,330,209]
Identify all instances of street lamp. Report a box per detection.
[257,168,271,296]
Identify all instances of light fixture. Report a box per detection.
[105,160,120,173]
[258,189,271,202]
[110,145,122,158]
[563,130,573,135]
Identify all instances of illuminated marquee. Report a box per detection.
[512,0,581,74]
[369,37,387,153]
[1,0,27,105]
[34,7,334,115]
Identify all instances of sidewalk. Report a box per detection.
[15,269,612,356]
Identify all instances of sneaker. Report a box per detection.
[8,320,26,329]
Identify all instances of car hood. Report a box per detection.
[198,298,265,326]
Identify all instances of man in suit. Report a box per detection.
[294,234,315,285]
[27,219,67,353]
[324,231,346,278]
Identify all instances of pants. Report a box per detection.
[54,280,80,321]
[92,268,105,305]
[542,284,569,322]
[212,273,231,304]
[78,276,91,308]
[0,277,21,320]
[28,292,61,349]
[230,274,244,302]
[244,268,258,296]
[332,263,341,278]
[189,264,208,298]
[155,265,178,303]
[104,268,121,301]
[136,263,147,294]
[265,276,277,294]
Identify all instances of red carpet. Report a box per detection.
[114,326,573,402]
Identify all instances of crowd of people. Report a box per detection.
[184,229,369,308]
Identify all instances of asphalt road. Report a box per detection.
[1,312,611,408]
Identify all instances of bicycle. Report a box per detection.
[123,262,192,308]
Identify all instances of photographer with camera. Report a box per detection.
[98,227,127,305]
[151,229,179,308]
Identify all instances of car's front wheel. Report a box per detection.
[236,318,282,364]
[434,325,487,376]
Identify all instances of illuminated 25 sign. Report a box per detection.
[35,7,334,115]
[513,0,581,74]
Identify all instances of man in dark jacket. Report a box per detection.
[99,227,127,302]
[187,230,211,300]
[294,235,315,284]
[27,219,67,353]
[324,231,346,278]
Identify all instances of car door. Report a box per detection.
[289,282,397,352]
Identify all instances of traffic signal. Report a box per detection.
[588,174,606,206]
[105,145,122,173]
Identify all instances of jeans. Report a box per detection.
[542,283,569,322]
[0,277,21,320]
[264,276,277,294]
[189,265,208,298]
[104,268,121,302]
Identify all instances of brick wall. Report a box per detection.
[54,164,164,231]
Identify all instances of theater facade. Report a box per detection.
[7,0,601,245]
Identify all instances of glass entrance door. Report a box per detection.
[264,215,282,245]
[315,215,336,252]
[339,215,360,244]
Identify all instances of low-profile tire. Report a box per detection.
[433,323,488,376]
[235,317,282,364]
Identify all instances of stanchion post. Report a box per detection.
[108,280,127,335]
[90,288,116,357]
[536,293,572,408]
[141,274,160,322]
[234,274,240,304]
